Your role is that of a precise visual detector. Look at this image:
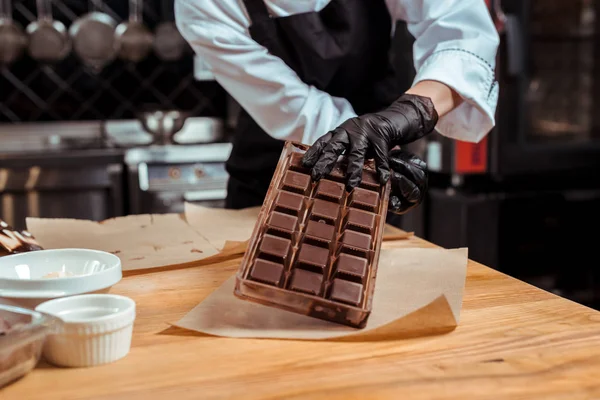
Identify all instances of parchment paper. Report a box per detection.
[26,214,221,271]
[175,247,468,340]
[184,203,260,250]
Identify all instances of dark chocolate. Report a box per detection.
[289,269,323,295]
[349,188,379,212]
[315,180,344,202]
[340,230,371,251]
[310,199,339,223]
[239,144,388,327]
[335,253,368,283]
[344,209,376,234]
[327,163,346,182]
[296,244,330,272]
[258,234,291,263]
[305,220,335,243]
[274,191,304,216]
[289,153,307,170]
[250,259,284,286]
[267,212,298,234]
[329,279,363,306]
[282,170,311,195]
[360,169,380,189]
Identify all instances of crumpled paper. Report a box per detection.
[184,203,260,250]
[27,214,221,272]
[174,247,468,341]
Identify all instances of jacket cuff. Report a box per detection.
[412,49,498,143]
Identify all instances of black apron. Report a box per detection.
[225,0,401,209]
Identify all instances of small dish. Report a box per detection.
[0,249,122,308]
[36,294,136,367]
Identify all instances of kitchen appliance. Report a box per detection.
[126,142,232,214]
[0,122,125,231]
[417,0,600,179]
[388,0,600,310]
[0,153,124,232]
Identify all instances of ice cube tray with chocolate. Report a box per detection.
[234,142,390,328]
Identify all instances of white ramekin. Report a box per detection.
[35,294,136,367]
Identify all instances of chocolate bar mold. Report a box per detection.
[235,142,390,328]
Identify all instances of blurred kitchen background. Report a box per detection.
[1,0,600,309]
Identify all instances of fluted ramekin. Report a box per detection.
[36,294,135,367]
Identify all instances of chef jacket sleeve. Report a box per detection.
[174,0,358,145]
[390,0,500,143]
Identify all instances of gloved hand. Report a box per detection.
[302,93,438,190]
[387,149,428,214]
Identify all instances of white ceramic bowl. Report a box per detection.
[0,249,122,308]
[36,294,136,367]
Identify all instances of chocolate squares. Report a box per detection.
[335,253,368,283]
[360,169,380,189]
[329,279,363,306]
[344,209,376,235]
[316,180,344,203]
[274,191,304,216]
[310,199,339,223]
[250,259,284,286]
[297,244,330,272]
[282,170,311,195]
[305,220,335,244]
[235,142,391,328]
[341,230,371,252]
[267,212,298,238]
[349,188,379,212]
[258,234,291,264]
[290,269,323,296]
[289,152,308,172]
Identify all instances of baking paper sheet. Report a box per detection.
[26,214,221,271]
[184,203,260,250]
[175,247,468,340]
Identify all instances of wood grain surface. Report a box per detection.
[4,236,600,399]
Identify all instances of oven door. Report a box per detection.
[492,0,600,178]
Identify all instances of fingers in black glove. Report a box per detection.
[344,120,369,190]
[303,94,437,191]
[303,127,349,181]
[345,118,392,191]
[302,131,333,168]
[379,94,439,145]
[388,149,428,215]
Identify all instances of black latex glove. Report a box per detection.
[388,149,428,215]
[302,93,438,190]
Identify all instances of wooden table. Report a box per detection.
[5,236,600,399]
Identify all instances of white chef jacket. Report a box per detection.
[175,0,499,145]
